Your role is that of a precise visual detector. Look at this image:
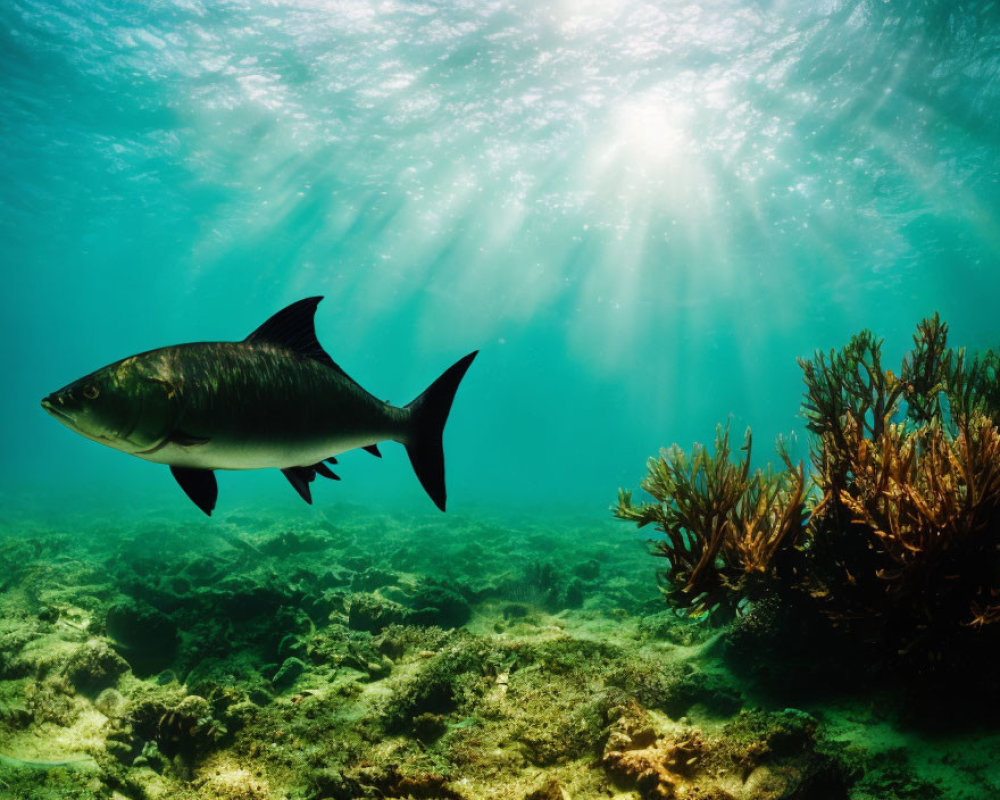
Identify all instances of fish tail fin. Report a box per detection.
[403,351,478,511]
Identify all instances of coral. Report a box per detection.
[618,314,1000,680]
[603,732,708,799]
[616,425,806,618]
[801,315,1000,656]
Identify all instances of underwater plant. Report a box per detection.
[618,313,1000,667]
[615,426,806,618]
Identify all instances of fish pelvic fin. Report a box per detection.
[403,351,478,512]
[282,463,341,504]
[170,466,218,516]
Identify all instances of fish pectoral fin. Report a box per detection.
[313,462,341,481]
[170,466,218,516]
[362,444,382,458]
[168,430,210,447]
[282,467,316,504]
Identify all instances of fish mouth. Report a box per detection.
[41,396,73,422]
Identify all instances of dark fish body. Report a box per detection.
[41,298,477,514]
[126,341,407,470]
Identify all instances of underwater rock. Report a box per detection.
[412,711,448,742]
[216,583,299,622]
[348,593,410,632]
[63,640,129,695]
[182,555,222,585]
[260,528,332,556]
[381,636,489,733]
[638,611,715,647]
[25,676,81,726]
[94,687,125,718]
[349,765,464,800]
[307,767,364,800]
[196,768,271,800]
[272,656,306,690]
[300,588,349,623]
[662,669,743,718]
[0,620,43,679]
[572,559,601,581]
[525,777,573,800]
[409,583,472,629]
[106,599,178,675]
[722,710,850,799]
[350,566,399,592]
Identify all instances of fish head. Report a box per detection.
[41,356,179,453]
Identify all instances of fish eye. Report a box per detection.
[83,384,100,400]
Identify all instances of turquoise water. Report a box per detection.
[3,0,1000,515]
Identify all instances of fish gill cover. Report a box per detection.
[2,1,1000,799]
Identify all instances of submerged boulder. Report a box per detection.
[64,640,129,695]
[348,593,410,633]
[409,584,472,629]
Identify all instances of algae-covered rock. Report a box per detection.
[106,599,178,675]
[196,768,271,800]
[308,768,363,800]
[409,583,472,629]
[526,777,573,800]
[662,669,743,718]
[382,635,491,732]
[94,687,126,717]
[348,593,410,632]
[638,610,714,646]
[63,640,129,695]
[350,566,399,592]
[412,711,448,742]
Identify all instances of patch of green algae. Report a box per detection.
[1,503,998,800]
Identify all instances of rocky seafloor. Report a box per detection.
[0,502,998,800]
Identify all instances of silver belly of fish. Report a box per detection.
[136,436,384,470]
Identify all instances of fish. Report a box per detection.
[41,297,478,515]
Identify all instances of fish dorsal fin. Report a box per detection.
[245,297,350,379]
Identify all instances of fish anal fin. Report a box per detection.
[170,466,218,516]
[362,444,382,458]
[314,462,340,481]
[244,297,353,380]
[282,467,315,504]
[137,430,210,455]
